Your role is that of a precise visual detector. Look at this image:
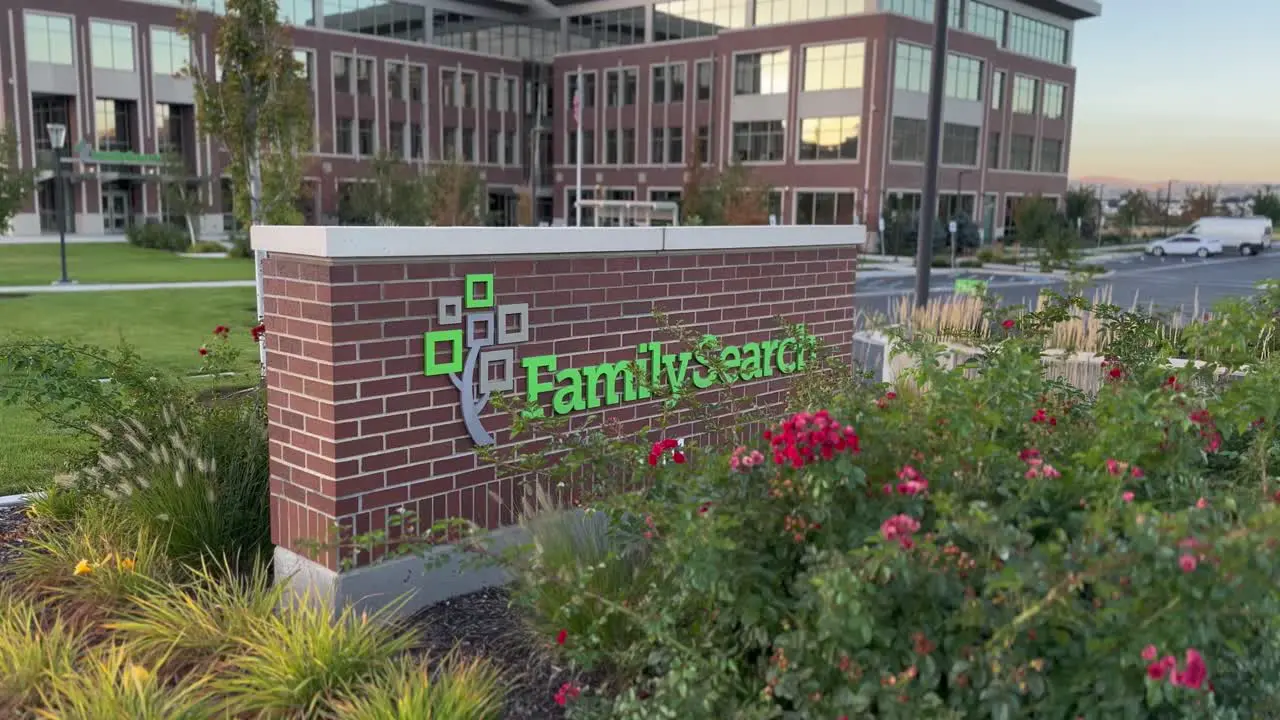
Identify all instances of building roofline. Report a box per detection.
[1020,0,1102,21]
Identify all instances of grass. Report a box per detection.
[0,287,259,495]
[0,242,253,286]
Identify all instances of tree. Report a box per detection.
[157,152,209,245]
[1250,186,1280,225]
[1064,184,1099,240]
[515,186,534,226]
[181,0,310,228]
[0,123,36,234]
[1115,189,1154,229]
[679,153,770,225]
[1182,185,1220,222]
[343,152,431,226]
[422,157,486,226]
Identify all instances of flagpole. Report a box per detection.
[575,64,583,227]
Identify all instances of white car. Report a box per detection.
[1146,234,1223,258]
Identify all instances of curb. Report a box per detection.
[0,492,40,508]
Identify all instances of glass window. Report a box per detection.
[987,130,1001,169]
[696,125,710,163]
[567,130,595,164]
[327,0,428,42]
[652,64,667,103]
[798,116,860,161]
[387,62,404,100]
[733,50,789,95]
[650,127,682,164]
[731,120,785,162]
[461,71,477,108]
[623,68,638,104]
[91,20,135,72]
[504,130,518,164]
[1008,13,1068,64]
[795,191,856,225]
[407,123,422,158]
[25,12,75,65]
[944,54,983,101]
[442,69,457,107]
[358,118,375,155]
[408,66,424,102]
[1042,82,1066,119]
[1012,74,1038,114]
[653,0,749,42]
[487,76,500,110]
[151,27,191,76]
[94,99,135,151]
[292,50,313,83]
[755,0,867,26]
[966,1,1006,45]
[606,70,622,107]
[568,6,646,49]
[278,0,315,26]
[504,78,518,112]
[651,63,685,104]
[884,0,961,26]
[488,129,502,164]
[443,127,458,159]
[1038,138,1063,173]
[621,128,636,163]
[695,60,713,101]
[803,41,865,91]
[605,128,619,164]
[567,70,596,108]
[461,127,476,161]
[890,116,926,163]
[651,127,665,164]
[333,55,352,95]
[991,70,1005,109]
[1009,133,1034,171]
[941,123,980,165]
[336,117,353,154]
[389,121,405,157]
[893,42,930,93]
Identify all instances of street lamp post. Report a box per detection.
[46,122,73,285]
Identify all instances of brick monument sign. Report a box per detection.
[252,225,863,613]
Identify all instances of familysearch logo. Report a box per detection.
[422,274,529,447]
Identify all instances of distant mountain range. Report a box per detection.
[1072,177,1277,200]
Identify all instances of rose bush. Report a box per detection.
[509,296,1280,719]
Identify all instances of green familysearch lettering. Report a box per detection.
[521,338,810,416]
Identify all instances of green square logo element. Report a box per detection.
[464,274,494,309]
[423,329,464,376]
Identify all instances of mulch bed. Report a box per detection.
[408,587,574,719]
[0,504,29,583]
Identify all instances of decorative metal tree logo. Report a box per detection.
[422,274,529,447]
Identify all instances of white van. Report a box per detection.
[1185,217,1273,256]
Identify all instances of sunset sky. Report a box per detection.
[1070,0,1280,183]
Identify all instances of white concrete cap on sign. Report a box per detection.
[250,225,865,258]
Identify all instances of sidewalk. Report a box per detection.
[1,280,255,294]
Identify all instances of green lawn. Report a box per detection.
[0,287,259,494]
[0,242,254,286]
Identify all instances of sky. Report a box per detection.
[1070,0,1280,183]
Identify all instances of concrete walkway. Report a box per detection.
[1,280,255,294]
[0,234,129,245]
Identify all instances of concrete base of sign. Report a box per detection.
[272,525,530,618]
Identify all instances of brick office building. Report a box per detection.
[0,0,1098,237]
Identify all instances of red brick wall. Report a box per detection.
[263,247,857,570]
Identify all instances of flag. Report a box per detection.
[572,92,581,126]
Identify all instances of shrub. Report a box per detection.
[0,593,81,715]
[69,393,270,570]
[125,222,190,252]
[331,653,505,720]
[34,644,214,720]
[503,302,1280,718]
[509,487,652,679]
[226,230,252,259]
[212,594,417,717]
[185,240,227,254]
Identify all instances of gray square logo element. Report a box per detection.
[438,296,463,325]
[467,312,496,348]
[496,302,529,344]
[479,348,515,394]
